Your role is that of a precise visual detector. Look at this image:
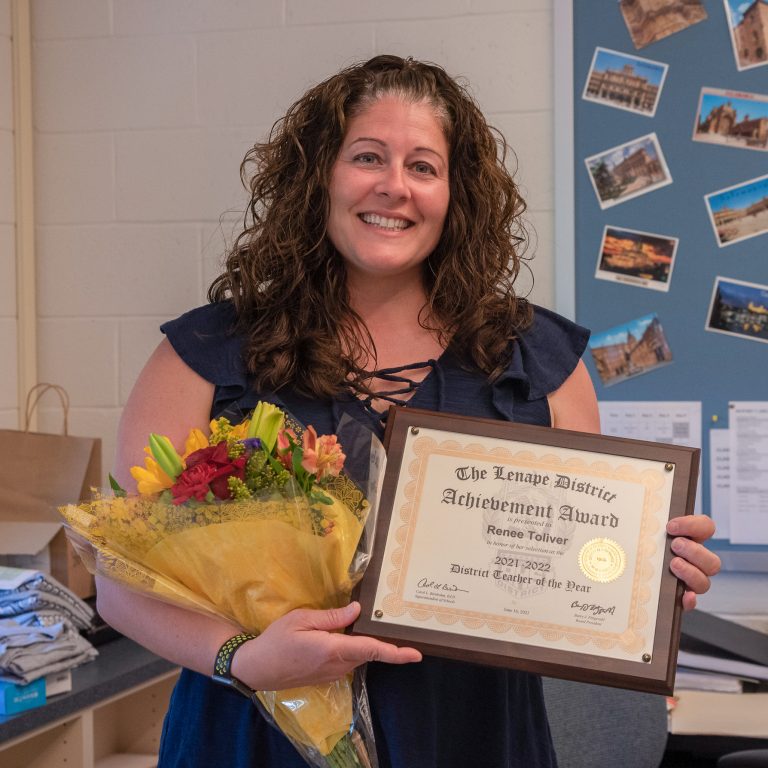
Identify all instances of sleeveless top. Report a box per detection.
[155,301,589,768]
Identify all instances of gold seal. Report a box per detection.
[578,538,626,583]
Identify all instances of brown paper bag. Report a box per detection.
[0,384,101,598]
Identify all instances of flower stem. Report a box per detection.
[324,733,366,768]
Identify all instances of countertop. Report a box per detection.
[0,636,178,744]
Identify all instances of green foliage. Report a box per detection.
[109,474,127,497]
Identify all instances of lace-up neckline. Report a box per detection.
[346,360,437,422]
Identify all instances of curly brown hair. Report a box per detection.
[208,54,533,398]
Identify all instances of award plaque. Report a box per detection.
[352,406,700,695]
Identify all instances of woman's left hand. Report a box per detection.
[666,515,721,611]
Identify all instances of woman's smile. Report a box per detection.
[358,212,414,231]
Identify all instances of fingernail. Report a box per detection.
[671,539,685,555]
[667,520,680,534]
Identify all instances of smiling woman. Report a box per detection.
[100,54,720,768]
[208,55,535,401]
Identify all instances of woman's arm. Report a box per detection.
[547,359,720,610]
[99,339,421,691]
[113,338,215,490]
[547,359,601,434]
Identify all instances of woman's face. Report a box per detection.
[327,96,450,286]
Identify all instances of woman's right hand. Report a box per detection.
[232,602,422,691]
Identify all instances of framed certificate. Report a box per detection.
[352,406,700,695]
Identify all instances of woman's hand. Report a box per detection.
[232,602,422,691]
[666,515,721,611]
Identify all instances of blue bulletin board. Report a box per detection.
[554,0,768,570]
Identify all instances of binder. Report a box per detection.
[682,610,768,667]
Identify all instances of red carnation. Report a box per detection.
[171,442,246,504]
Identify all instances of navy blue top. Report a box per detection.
[156,301,589,768]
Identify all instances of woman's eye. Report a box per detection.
[412,161,436,175]
[354,153,379,165]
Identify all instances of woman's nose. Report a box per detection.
[375,164,410,199]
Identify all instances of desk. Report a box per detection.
[663,688,768,768]
[663,735,768,768]
[666,604,768,765]
[0,637,179,767]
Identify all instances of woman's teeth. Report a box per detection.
[360,213,411,230]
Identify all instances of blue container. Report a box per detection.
[0,677,46,716]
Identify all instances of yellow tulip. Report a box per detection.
[229,420,250,441]
[130,456,174,495]
[183,428,209,457]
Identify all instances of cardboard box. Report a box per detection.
[0,430,101,599]
[45,669,72,697]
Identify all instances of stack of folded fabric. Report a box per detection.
[0,567,97,687]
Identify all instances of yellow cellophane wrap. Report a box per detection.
[60,482,368,758]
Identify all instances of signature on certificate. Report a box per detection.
[416,577,470,593]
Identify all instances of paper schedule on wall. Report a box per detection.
[598,401,702,517]
[728,402,768,545]
[708,429,731,541]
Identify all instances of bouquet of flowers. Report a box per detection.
[60,402,385,768]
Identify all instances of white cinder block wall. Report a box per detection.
[0,0,17,429]
[29,0,555,476]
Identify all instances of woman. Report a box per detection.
[101,55,720,767]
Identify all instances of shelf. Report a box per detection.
[96,756,159,768]
[0,637,179,768]
[93,674,177,761]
